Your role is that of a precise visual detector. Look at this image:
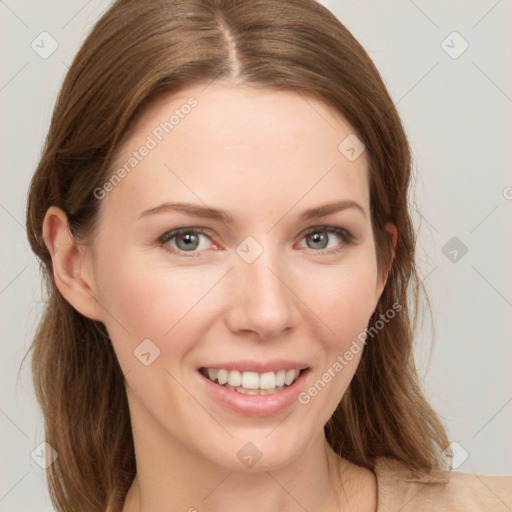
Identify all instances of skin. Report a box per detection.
[43,82,396,512]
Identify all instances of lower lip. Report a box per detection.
[198,369,309,417]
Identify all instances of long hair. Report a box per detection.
[25,0,450,510]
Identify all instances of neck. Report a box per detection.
[121,394,375,512]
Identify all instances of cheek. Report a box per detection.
[93,246,224,366]
[295,263,379,420]
[94,234,380,374]
[302,255,380,344]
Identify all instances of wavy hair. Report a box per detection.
[25,0,450,510]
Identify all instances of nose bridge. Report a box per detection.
[228,239,298,338]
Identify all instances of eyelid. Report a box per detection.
[159,226,212,242]
[296,225,355,256]
[158,227,217,257]
[158,225,355,257]
[300,225,355,243]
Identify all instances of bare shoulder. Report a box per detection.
[336,458,377,512]
[447,470,512,507]
[374,457,512,512]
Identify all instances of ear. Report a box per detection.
[42,206,103,321]
[375,222,397,297]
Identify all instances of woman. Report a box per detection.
[25,0,511,511]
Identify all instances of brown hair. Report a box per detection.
[25,0,450,510]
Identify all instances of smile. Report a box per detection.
[200,367,303,395]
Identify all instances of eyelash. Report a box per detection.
[158,226,355,258]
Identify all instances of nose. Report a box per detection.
[225,246,300,340]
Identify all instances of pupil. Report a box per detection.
[177,233,199,251]
[310,231,327,249]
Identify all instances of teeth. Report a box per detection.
[241,371,259,389]
[259,372,276,390]
[204,368,302,392]
[217,369,228,385]
[227,370,242,387]
[284,369,297,386]
[224,383,287,395]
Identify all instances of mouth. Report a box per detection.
[199,366,309,396]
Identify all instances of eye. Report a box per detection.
[159,228,215,256]
[298,226,354,255]
[158,225,355,258]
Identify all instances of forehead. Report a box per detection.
[103,82,370,223]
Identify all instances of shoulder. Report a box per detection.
[374,456,512,512]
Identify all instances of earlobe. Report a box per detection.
[376,222,398,297]
[42,206,103,321]
[386,222,398,265]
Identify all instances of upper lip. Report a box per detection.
[199,360,310,373]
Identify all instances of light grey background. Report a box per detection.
[1,0,511,510]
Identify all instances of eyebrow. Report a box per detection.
[137,199,366,223]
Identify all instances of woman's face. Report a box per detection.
[87,82,390,471]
